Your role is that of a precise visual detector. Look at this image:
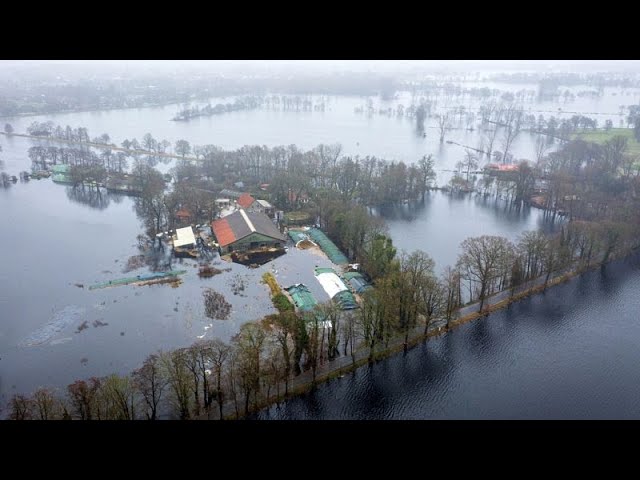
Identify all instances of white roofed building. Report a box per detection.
[173,226,196,248]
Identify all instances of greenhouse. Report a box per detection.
[306,228,349,265]
[314,267,359,310]
[285,284,318,312]
[342,271,373,294]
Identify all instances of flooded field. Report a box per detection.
[1,85,639,403]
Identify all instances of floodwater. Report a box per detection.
[376,192,556,272]
[256,254,640,419]
[0,173,339,401]
[4,86,638,175]
[0,86,639,406]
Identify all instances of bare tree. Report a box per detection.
[458,235,515,312]
[483,128,500,159]
[161,350,193,420]
[357,288,384,362]
[341,311,357,364]
[208,339,231,419]
[396,251,435,351]
[33,388,63,420]
[535,135,551,166]
[305,311,322,383]
[437,113,451,143]
[501,104,523,163]
[461,150,479,183]
[9,394,34,420]
[66,378,103,420]
[420,275,445,335]
[132,353,168,420]
[174,139,192,159]
[142,133,157,152]
[416,104,427,132]
[318,302,341,360]
[101,374,137,420]
[417,154,436,200]
[234,322,267,414]
[263,312,296,395]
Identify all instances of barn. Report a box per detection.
[211,209,287,255]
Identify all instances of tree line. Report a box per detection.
[8,211,640,420]
[172,95,328,121]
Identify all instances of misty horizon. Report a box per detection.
[3,60,640,78]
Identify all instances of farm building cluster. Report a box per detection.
[159,183,371,315]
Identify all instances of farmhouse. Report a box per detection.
[211,209,287,255]
[252,199,275,217]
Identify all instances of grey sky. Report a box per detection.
[2,60,640,77]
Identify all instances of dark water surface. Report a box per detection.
[256,255,640,419]
[376,192,556,272]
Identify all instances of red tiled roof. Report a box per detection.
[211,218,236,246]
[237,193,255,209]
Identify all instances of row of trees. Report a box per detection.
[172,96,263,121]
[23,121,190,159]
[172,143,437,208]
[10,211,640,420]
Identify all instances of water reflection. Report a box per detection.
[375,191,560,271]
[378,192,549,225]
[65,185,110,210]
[375,198,429,222]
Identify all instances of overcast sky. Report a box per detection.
[2,60,640,77]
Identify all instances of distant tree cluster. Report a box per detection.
[172,97,262,121]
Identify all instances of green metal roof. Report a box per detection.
[288,230,308,243]
[333,290,359,310]
[285,284,318,312]
[342,271,364,281]
[307,228,349,265]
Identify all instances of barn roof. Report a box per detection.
[237,193,255,209]
[211,209,286,247]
